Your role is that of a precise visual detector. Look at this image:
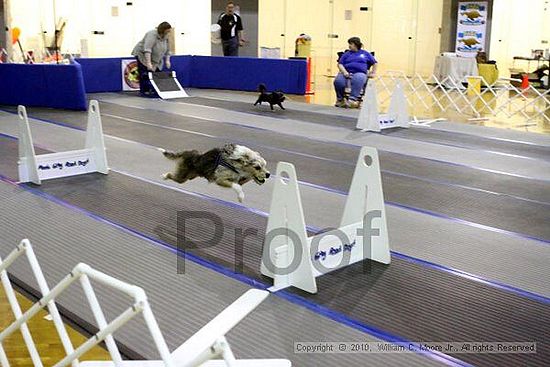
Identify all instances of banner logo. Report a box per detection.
[456,2,487,57]
[122,60,140,91]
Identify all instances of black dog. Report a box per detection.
[254,84,285,110]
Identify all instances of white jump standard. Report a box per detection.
[18,100,109,185]
[261,146,391,294]
[356,80,410,132]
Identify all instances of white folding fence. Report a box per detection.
[0,239,290,367]
[374,71,550,124]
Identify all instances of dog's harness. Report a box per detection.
[215,153,240,174]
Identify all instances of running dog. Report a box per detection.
[254,83,286,110]
[159,144,270,203]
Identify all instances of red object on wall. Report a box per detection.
[305,57,314,95]
[520,74,529,90]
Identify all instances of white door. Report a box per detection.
[369,0,417,75]
[413,0,443,76]
[329,0,374,75]
[258,0,287,58]
[86,0,109,57]
[178,0,211,55]
[86,0,139,57]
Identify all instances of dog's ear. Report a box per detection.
[234,152,253,165]
[222,144,236,155]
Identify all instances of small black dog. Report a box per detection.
[254,84,286,110]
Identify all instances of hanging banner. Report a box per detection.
[121,59,140,91]
[455,1,488,57]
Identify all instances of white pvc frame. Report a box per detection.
[0,240,290,367]
[0,239,76,367]
[373,71,550,124]
[0,239,172,367]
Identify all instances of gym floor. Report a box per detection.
[0,88,549,366]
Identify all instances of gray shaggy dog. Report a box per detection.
[159,144,270,202]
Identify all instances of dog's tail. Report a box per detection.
[158,148,197,160]
[258,83,267,93]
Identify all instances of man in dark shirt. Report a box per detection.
[217,1,244,56]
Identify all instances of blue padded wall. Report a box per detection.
[170,55,193,87]
[190,56,307,94]
[0,63,87,110]
[76,55,306,95]
[1,55,307,110]
[75,57,136,93]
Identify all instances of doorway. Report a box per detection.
[0,0,5,53]
[211,0,258,57]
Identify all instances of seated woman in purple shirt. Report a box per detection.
[334,37,378,108]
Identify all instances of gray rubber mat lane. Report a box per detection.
[179,97,550,161]
[18,171,549,367]
[0,136,23,178]
[177,97,358,128]
[8,103,550,206]
[3,133,549,300]
[0,182,444,367]
[182,88,550,143]
[0,136,49,178]
[384,173,550,241]
[87,94,550,181]
[380,128,550,162]
[7,105,549,241]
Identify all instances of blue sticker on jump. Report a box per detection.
[314,240,356,262]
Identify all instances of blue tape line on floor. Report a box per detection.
[1,130,549,305]
[0,172,471,367]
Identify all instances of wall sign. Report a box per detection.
[456,1,488,57]
[121,59,139,91]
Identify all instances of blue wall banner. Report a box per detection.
[456,1,488,57]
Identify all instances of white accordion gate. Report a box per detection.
[0,239,290,367]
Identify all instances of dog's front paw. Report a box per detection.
[158,148,166,154]
[238,193,245,203]
[162,172,170,180]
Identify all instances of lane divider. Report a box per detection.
[180,94,550,147]
[3,107,547,208]
[96,100,550,182]
[3,105,550,184]
[0,172,473,367]
[1,128,549,298]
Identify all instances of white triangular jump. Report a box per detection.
[18,100,109,185]
[261,147,391,294]
[356,81,410,132]
[356,80,380,131]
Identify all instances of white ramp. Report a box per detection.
[149,71,189,99]
[18,100,109,185]
[261,147,391,294]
